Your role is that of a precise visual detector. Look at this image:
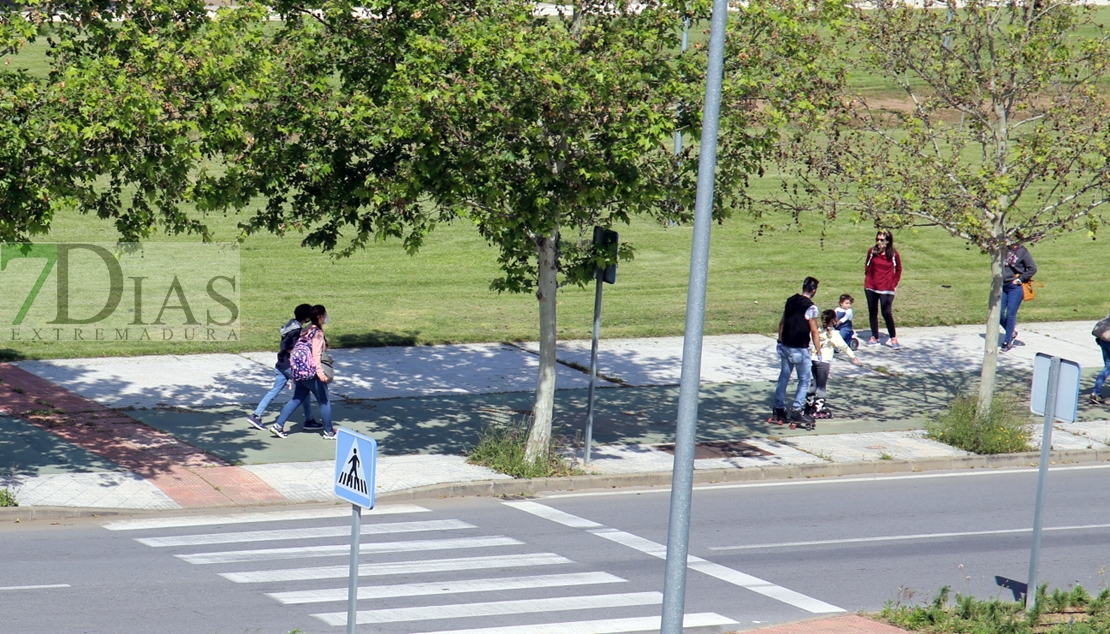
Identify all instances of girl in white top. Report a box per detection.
[807,310,861,418]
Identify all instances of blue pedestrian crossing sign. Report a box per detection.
[334,428,377,509]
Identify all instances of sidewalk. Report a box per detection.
[1,320,1108,512]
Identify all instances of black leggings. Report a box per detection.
[865,289,897,339]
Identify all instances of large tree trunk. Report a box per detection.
[978,244,1005,412]
[525,228,559,463]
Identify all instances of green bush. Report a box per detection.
[881,585,1110,634]
[466,418,581,479]
[0,487,16,507]
[925,393,1031,454]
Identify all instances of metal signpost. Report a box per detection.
[661,0,729,631]
[584,227,618,465]
[334,427,378,633]
[1026,353,1080,609]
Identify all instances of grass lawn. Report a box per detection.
[2,199,1102,360]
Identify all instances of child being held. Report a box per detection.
[807,309,861,419]
[835,294,856,348]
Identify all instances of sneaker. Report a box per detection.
[888,340,901,350]
[866,337,880,346]
[303,419,324,430]
[788,407,815,424]
[1000,343,1013,353]
[1091,393,1106,405]
[246,414,265,430]
[322,429,337,439]
[270,424,288,439]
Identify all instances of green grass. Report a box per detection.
[0,200,1103,360]
[465,418,581,479]
[880,584,1110,634]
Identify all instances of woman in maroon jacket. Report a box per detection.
[864,230,903,349]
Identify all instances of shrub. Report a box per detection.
[925,392,1031,455]
[466,418,581,479]
[0,487,16,507]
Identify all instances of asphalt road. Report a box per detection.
[5,464,1110,634]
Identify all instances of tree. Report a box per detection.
[784,0,1110,409]
[0,0,270,242]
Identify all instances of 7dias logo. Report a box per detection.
[0,243,240,344]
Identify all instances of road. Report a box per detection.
[4,464,1110,634]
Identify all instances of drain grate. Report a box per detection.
[656,440,771,459]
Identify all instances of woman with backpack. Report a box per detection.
[270,305,336,439]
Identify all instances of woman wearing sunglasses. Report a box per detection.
[864,230,903,349]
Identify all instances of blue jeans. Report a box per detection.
[1000,282,1024,346]
[254,368,313,420]
[1094,339,1110,396]
[837,323,854,344]
[774,345,813,411]
[275,376,332,432]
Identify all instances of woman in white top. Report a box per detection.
[807,309,861,419]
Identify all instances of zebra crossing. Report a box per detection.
[105,503,738,633]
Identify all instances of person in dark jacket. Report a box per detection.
[864,230,903,349]
[773,277,823,427]
[246,304,317,430]
[999,242,1037,352]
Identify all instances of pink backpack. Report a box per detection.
[288,327,318,381]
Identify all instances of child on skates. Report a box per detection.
[806,309,861,420]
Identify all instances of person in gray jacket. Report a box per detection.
[1000,243,1037,352]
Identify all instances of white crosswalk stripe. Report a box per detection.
[223,552,574,584]
[102,504,428,530]
[136,518,473,547]
[414,613,739,634]
[178,534,523,565]
[118,504,738,632]
[269,571,625,604]
[313,591,665,626]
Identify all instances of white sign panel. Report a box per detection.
[1030,353,1081,423]
[334,428,377,509]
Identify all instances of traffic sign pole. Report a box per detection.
[1027,356,1060,610]
[347,504,361,633]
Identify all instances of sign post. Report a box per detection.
[334,428,378,633]
[1026,353,1080,609]
[584,227,618,464]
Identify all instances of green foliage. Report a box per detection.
[0,486,17,507]
[925,392,1031,455]
[466,418,580,479]
[881,584,1110,634]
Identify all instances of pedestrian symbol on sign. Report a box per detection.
[334,427,376,509]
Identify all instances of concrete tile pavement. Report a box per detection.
[2,319,1109,510]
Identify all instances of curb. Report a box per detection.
[0,506,132,522]
[376,447,1110,503]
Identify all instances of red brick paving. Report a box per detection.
[736,616,909,634]
[0,362,288,508]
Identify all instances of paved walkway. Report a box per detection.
[1,320,1108,511]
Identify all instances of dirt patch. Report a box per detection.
[656,440,772,459]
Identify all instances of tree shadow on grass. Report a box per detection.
[333,330,420,348]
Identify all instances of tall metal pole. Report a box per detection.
[1027,356,1060,610]
[347,504,362,633]
[584,272,603,464]
[660,1,729,632]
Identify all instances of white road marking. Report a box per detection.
[504,501,603,528]
[505,501,843,614]
[0,584,70,591]
[544,464,1110,499]
[411,613,738,634]
[179,535,522,565]
[136,519,473,547]
[590,528,843,613]
[313,591,664,626]
[268,571,624,604]
[709,522,1110,551]
[223,552,572,583]
[103,504,428,530]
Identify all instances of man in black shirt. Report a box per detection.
[773,277,822,426]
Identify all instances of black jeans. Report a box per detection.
[807,360,831,399]
[865,289,897,339]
